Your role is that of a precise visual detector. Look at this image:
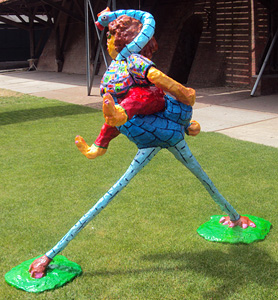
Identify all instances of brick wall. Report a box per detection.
[188,0,268,88]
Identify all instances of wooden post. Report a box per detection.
[28,17,37,70]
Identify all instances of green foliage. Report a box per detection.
[1,94,278,299]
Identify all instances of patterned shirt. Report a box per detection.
[100,54,155,98]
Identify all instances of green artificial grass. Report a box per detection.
[197,215,272,244]
[1,92,278,299]
[5,255,82,293]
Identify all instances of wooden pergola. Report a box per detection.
[0,0,115,94]
[0,0,86,64]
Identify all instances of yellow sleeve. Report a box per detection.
[147,67,196,106]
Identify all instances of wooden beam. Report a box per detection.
[55,25,63,72]
[29,17,35,59]
[73,0,84,17]
[35,28,50,57]
[0,15,29,30]
[41,3,55,25]
[15,14,28,24]
[41,0,84,22]
[10,6,52,27]
[60,1,72,51]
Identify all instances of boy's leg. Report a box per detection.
[103,87,166,126]
[75,123,120,159]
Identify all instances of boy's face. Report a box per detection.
[107,31,118,60]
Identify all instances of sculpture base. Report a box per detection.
[5,255,82,293]
[197,215,271,244]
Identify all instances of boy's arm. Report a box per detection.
[147,67,196,106]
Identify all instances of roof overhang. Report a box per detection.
[0,0,84,30]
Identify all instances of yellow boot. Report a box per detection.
[75,135,106,159]
[103,93,128,126]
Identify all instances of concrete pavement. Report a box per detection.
[0,70,277,148]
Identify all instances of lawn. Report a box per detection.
[1,91,278,299]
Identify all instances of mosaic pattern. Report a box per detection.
[100,54,154,97]
[119,95,193,148]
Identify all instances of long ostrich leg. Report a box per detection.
[29,146,160,278]
[45,147,160,259]
[168,140,240,221]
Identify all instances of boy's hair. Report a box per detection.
[108,15,158,59]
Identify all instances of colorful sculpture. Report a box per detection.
[6,8,270,292]
[76,8,199,159]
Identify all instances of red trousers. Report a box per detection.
[94,86,165,148]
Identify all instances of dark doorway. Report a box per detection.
[168,14,203,84]
[0,23,50,69]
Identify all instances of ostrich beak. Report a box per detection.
[95,21,104,31]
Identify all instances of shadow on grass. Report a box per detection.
[144,245,277,297]
[0,104,98,126]
[84,245,277,297]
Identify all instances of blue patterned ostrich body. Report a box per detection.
[118,94,192,149]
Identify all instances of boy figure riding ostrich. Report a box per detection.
[29,8,255,279]
[75,7,200,159]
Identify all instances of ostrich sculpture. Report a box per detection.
[28,8,256,280]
